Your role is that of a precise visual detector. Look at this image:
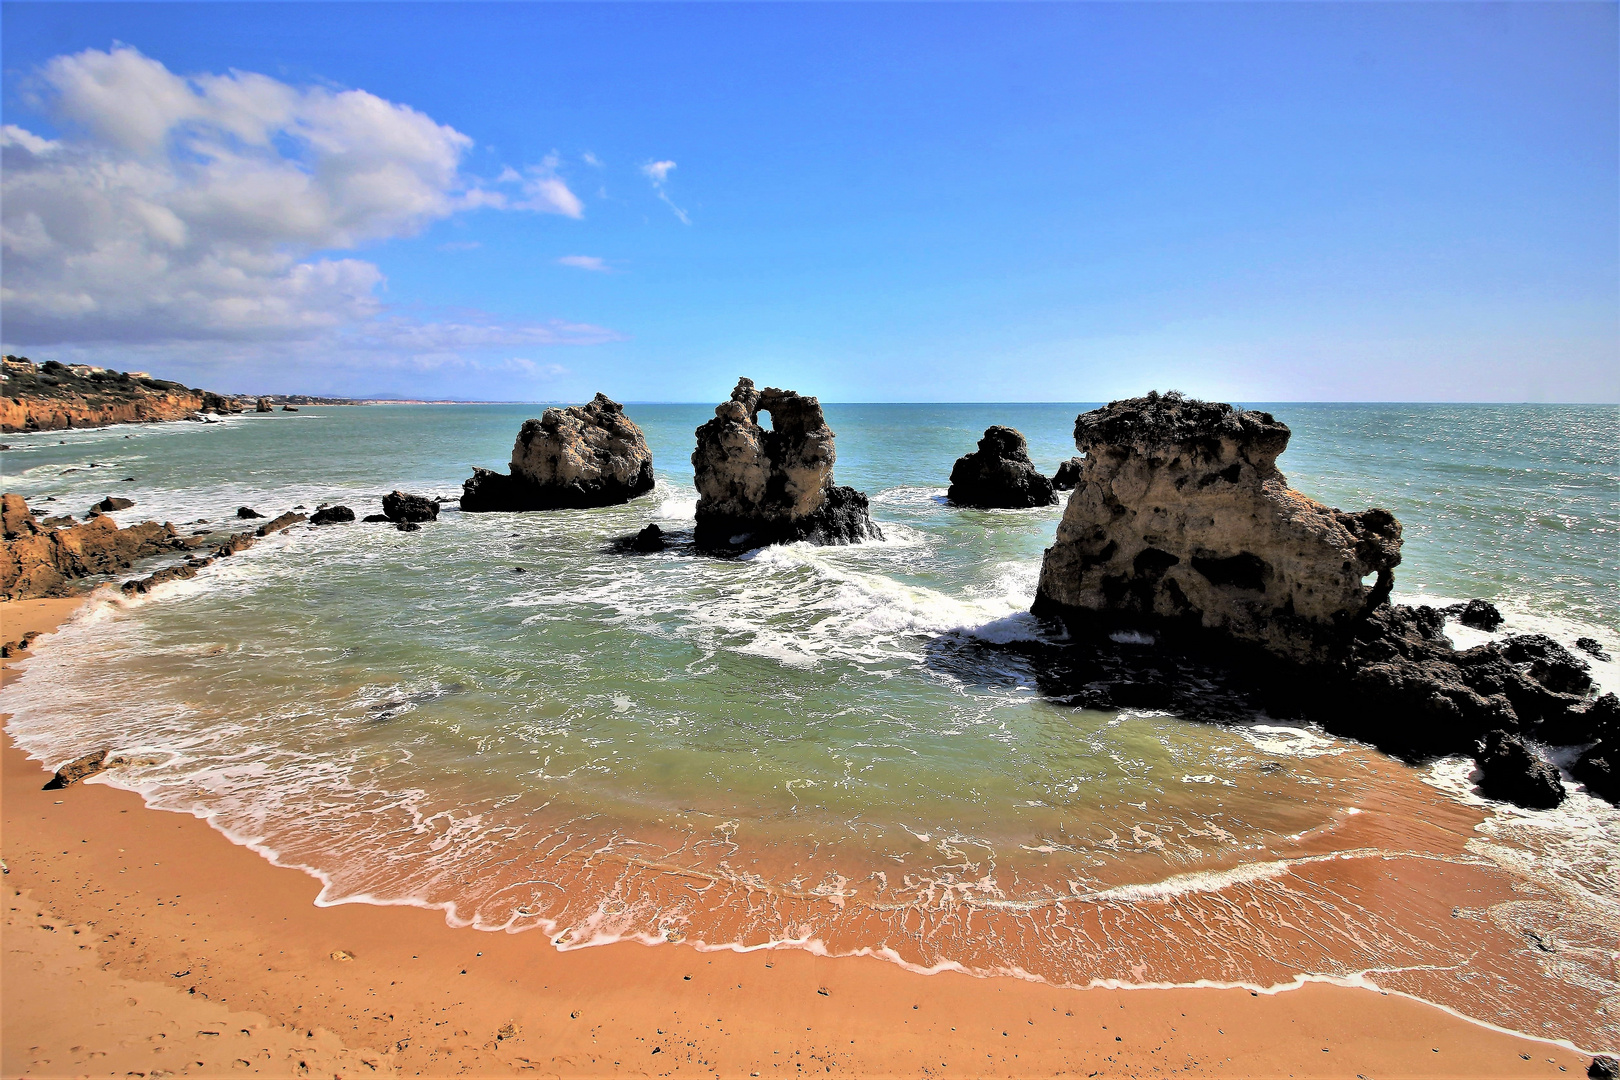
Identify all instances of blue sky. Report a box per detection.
[2,2,1615,402]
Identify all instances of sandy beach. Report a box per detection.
[2,596,1598,1078]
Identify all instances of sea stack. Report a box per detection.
[1030,391,1616,809]
[1033,391,1401,664]
[947,426,1057,509]
[691,378,881,551]
[460,393,654,512]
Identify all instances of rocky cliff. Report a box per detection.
[691,378,881,550]
[1,493,192,599]
[461,393,655,511]
[1034,392,1401,664]
[2,356,251,432]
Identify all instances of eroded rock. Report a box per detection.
[1034,392,1401,665]
[1575,637,1612,662]
[1,492,188,599]
[1475,730,1565,809]
[255,511,306,537]
[691,378,881,551]
[383,491,439,523]
[947,427,1057,509]
[1051,457,1082,491]
[309,505,355,525]
[92,496,134,513]
[43,749,109,790]
[461,394,654,512]
[1447,598,1504,631]
[632,523,666,552]
[1025,393,1613,809]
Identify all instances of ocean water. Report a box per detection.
[2,402,1617,1050]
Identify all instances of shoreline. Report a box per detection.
[2,595,1602,1077]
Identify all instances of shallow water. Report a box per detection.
[2,402,1617,1049]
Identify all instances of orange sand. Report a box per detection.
[1,595,1597,1077]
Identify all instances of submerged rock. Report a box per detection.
[1034,391,1402,665]
[92,496,134,513]
[382,490,439,523]
[236,506,264,519]
[632,523,666,552]
[309,505,355,525]
[254,511,306,537]
[395,521,421,533]
[691,377,881,551]
[362,513,390,523]
[947,426,1057,509]
[461,393,654,512]
[1051,457,1082,491]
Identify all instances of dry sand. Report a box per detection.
[1,595,1597,1078]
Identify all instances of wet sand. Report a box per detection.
[1,595,1597,1077]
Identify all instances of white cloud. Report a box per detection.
[496,155,585,218]
[640,159,690,224]
[351,314,620,353]
[1,46,589,348]
[438,240,482,252]
[555,255,609,272]
[582,151,604,168]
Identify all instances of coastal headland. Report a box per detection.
[1,600,1596,1077]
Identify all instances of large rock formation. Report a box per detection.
[1034,392,1401,665]
[1029,392,1615,809]
[947,427,1058,509]
[691,378,882,550]
[1,492,191,599]
[461,394,654,512]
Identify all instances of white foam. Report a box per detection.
[1241,724,1344,758]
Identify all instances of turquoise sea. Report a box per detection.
[2,401,1617,1050]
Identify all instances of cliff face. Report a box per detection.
[1033,391,1402,664]
[691,378,881,550]
[1,493,191,599]
[461,393,655,511]
[1,356,245,432]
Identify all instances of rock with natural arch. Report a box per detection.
[691,378,882,551]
